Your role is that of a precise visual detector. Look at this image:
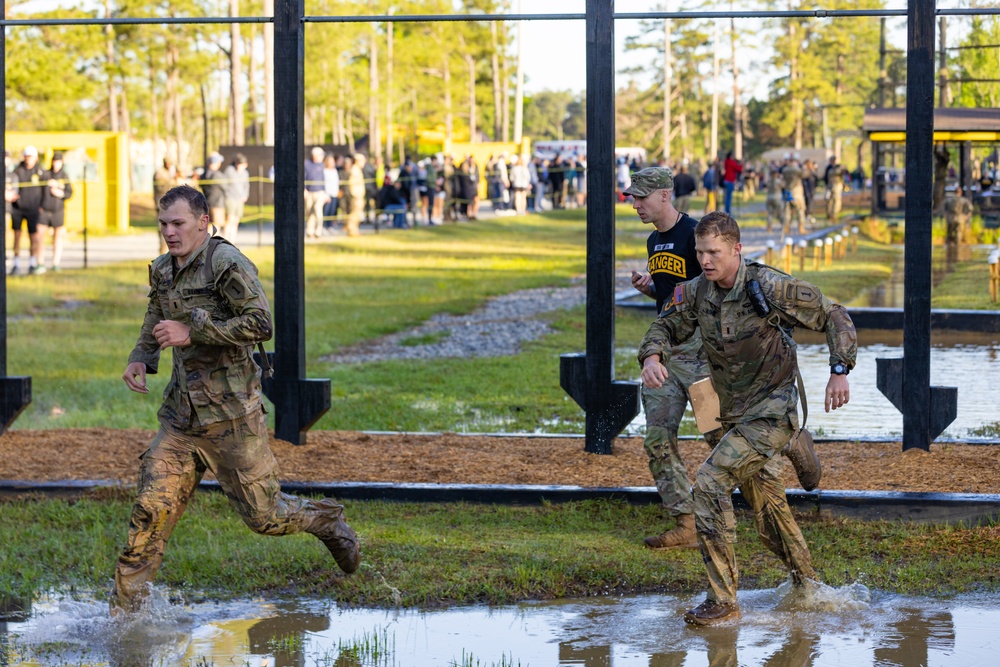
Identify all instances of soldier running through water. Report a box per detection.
[113,185,360,612]
[638,211,856,625]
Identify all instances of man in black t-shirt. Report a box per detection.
[671,163,697,213]
[627,167,723,550]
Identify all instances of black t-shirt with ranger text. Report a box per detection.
[646,212,702,313]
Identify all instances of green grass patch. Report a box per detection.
[1,493,996,609]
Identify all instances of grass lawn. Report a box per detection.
[1,491,996,608]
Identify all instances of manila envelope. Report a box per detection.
[689,377,721,433]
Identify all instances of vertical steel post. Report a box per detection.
[0,0,33,434]
[877,0,956,449]
[902,0,935,450]
[262,0,331,444]
[560,0,640,454]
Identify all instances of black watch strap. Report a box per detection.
[831,362,850,375]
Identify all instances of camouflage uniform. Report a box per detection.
[643,336,721,518]
[781,163,807,236]
[825,166,846,223]
[638,258,856,606]
[113,236,358,610]
[765,173,784,232]
[943,194,973,247]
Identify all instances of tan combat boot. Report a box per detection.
[643,514,698,549]
[310,498,361,574]
[783,429,822,491]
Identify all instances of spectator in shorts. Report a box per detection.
[10,146,47,275]
[39,151,73,272]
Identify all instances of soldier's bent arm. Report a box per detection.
[189,260,274,347]
[764,270,857,369]
[636,298,699,366]
[127,273,166,374]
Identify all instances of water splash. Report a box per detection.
[773,577,872,612]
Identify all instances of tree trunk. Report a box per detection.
[170,43,184,167]
[247,30,260,144]
[467,54,477,143]
[229,0,244,145]
[386,15,394,163]
[150,57,160,165]
[263,0,274,145]
[730,15,742,160]
[513,2,524,146]
[711,22,720,160]
[369,18,381,163]
[491,21,502,141]
[663,13,672,162]
[444,52,453,145]
[104,0,118,132]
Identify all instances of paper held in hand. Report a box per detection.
[688,377,721,433]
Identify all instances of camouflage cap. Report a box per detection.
[623,167,674,197]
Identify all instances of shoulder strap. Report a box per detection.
[747,263,809,430]
[202,236,274,379]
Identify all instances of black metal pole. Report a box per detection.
[903,0,935,450]
[0,0,32,433]
[559,0,639,454]
[263,0,330,444]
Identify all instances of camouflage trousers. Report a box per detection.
[692,415,816,606]
[641,352,721,518]
[112,408,341,611]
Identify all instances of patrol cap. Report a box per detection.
[52,151,64,161]
[623,167,674,197]
[22,145,38,158]
[208,151,224,165]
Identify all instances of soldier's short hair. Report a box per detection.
[160,184,209,219]
[695,211,741,246]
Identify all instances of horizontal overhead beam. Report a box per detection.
[5,7,1000,28]
[870,131,1000,142]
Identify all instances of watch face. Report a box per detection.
[832,363,847,375]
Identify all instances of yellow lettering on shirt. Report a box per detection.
[648,253,687,278]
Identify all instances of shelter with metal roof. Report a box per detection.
[863,107,1000,214]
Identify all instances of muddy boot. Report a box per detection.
[309,498,361,574]
[683,599,742,626]
[643,514,698,549]
[783,429,822,492]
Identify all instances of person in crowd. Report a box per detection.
[199,152,227,238]
[944,186,974,264]
[549,156,566,210]
[575,155,588,208]
[509,154,531,216]
[626,167,723,550]
[346,153,367,237]
[304,146,327,238]
[378,174,409,229]
[824,156,846,224]
[722,151,742,214]
[220,153,250,243]
[5,152,18,235]
[39,151,73,272]
[671,162,697,213]
[781,155,808,236]
[322,154,340,233]
[10,146,47,275]
[363,154,379,225]
[113,184,360,613]
[802,159,819,222]
[638,211,855,625]
[429,156,444,225]
[702,159,718,214]
[765,168,784,232]
[154,157,181,254]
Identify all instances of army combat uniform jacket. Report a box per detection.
[638,258,857,426]
[128,236,272,428]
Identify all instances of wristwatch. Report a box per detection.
[831,362,850,375]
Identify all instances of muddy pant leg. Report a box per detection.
[642,379,693,517]
[739,454,816,583]
[113,426,205,611]
[203,410,333,536]
[692,418,790,605]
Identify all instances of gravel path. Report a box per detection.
[323,225,803,364]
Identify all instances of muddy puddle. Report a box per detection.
[3,584,999,666]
